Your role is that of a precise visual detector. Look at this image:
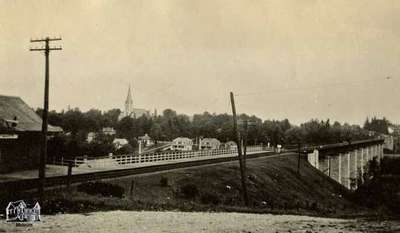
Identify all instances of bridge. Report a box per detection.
[305,138,385,190]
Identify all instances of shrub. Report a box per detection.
[114,144,134,155]
[381,157,400,175]
[180,183,199,199]
[77,182,125,198]
[248,174,258,183]
[160,176,169,187]
[200,192,220,205]
[310,202,318,210]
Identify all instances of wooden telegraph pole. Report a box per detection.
[30,37,62,204]
[297,143,301,174]
[243,120,248,168]
[230,92,249,206]
[242,119,255,168]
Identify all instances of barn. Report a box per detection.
[0,95,62,173]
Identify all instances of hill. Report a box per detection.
[39,153,381,217]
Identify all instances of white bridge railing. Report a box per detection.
[66,145,268,169]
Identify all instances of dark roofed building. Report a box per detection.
[0,95,62,173]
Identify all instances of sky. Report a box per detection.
[1,0,400,125]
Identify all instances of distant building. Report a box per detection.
[171,137,193,151]
[138,133,153,146]
[200,138,221,150]
[87,132,96,143]
[113,138,129,149]
[87,127,116,143]
[224,141,237,150]
[0,95,62,173]
[118,85,150,120]
[102,127,116,136]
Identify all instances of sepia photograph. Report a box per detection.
[0,0,400,232]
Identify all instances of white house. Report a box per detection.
[102,127,116,136]
[138,133,153,146]
[225,141,237,150]
[87,132,96,143]
[200,138,221,150]
[113,138,129,149]
[170,137,193,151]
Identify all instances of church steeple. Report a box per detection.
[125,85,133,116]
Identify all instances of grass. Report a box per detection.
[111,155,352,210]
[0,154,392,218]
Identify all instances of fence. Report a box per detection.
[60,145,270,169]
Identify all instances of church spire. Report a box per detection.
[125,84,133,116]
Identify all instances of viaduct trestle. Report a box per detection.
[305,138,384,190]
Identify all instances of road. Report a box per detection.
[0,211,398,233]
[0,151,281,191]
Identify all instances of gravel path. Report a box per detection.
[0,211,399,233]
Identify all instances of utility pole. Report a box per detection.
[297,143,301,174]
[230,92,249,206]
[243,120,248,168]
[328,156,331,177]
[30,37,62,205]
[242,119,255,168]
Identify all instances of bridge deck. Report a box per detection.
[0,150,272,182]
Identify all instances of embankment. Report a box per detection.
[38,154,376,217]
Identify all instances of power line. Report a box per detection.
[234,77,394,97]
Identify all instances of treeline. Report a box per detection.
[363,117,390,135]
[38,108,379,158]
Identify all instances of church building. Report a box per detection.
[118,85,150,120]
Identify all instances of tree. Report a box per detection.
[114,143,134,155]
[364,117,390,134]
[116,116,138,148]
[284,126,305,144]
[149,123,163,142]
[62,108,85,134]
[103,108,121,128]
[38,106,381,157]
[262,120,286,146]
[86,132,115,156]
[84,109,103,132]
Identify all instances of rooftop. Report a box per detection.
[0,95,62,133]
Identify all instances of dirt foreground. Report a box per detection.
[1,211,399,233]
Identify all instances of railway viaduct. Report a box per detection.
[305,138,385,190]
